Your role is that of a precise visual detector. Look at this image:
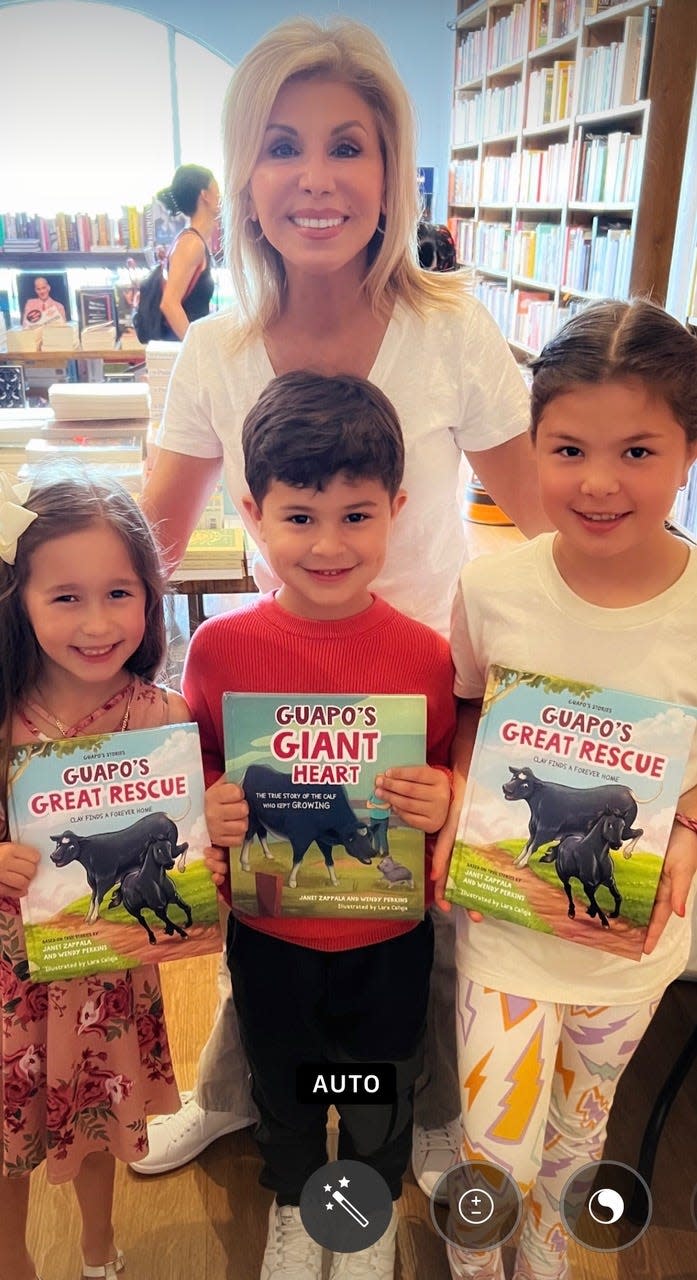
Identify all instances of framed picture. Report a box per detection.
[0,365,27,408]
[18,271,71,327]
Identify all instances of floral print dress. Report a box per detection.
[1,678,181,1181]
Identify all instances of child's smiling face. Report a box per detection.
[244,472,406,621]
[22,521,146,694]
[535,378,697,577]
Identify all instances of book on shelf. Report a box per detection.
[77,287,118,335]
[532,0,549,49]
[223,694,427,921]
[9,722,221,981]
[445,664,697,960]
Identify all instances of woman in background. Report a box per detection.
[157,164,219,340]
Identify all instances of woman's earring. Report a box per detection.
[243,215,265,244]
[375,212,386,237]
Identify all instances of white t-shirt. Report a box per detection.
[156,295,529,637]
[450,533,697,1004]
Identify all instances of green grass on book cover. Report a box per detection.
[9,722,221,981]
[445,665,697,961]
[223,694,427,921]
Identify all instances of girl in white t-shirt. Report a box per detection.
[435,298,697,1280]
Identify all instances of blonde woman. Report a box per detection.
[139,16,546,1277]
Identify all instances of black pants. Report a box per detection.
[226,915,434,1204]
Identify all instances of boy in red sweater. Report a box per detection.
[182,371,456,1280]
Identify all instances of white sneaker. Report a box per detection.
[446,1240,505,1280]
[128,1090,255,1174]
[261,1200,323,1279]
[328,1203,398,1278]
[411,1117,463,1203]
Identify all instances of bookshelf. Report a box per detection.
[448,0,697,356]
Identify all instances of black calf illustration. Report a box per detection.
[119,843,193,945]
[552,807,625,930]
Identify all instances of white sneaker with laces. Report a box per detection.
[128,1090,255,1175]
[411,1117,463,1202]
[328,1203,398,1278]
[446,1240,505,1280]
[261,1200,323,1280]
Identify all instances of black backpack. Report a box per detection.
[132,262,165,344]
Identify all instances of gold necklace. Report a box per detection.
[28,680,135,737]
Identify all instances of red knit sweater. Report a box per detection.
[182,593,456,950]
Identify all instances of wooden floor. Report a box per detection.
[26,959,697,1279]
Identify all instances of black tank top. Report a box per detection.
[161,227,214,340]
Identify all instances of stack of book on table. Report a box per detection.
[145,340,182,420]
[5,328,42,353]
[40,323,80,352]
[48,382,150,421]
[178,522,248,576]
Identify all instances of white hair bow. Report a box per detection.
[0,473,38,565]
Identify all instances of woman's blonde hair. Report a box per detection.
[222,16,466,333]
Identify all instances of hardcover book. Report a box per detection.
[9,723,220,980]
[223,694,426,920]
[445,665,697,960]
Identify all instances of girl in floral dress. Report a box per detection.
[0,470,189,1280]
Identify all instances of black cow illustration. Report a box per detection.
[240,765,374,887]
[50,813,189,923]
[553,807,625,929]
[502,766,642,868]
[119,843,193,945]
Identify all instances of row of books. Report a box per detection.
[512,220,561,284]
[525,60,575,130]
[0,196,193,256]
[532,0,581,48]
[456,26,486,86]
[487,2,527,71]
[481,155,518,205]
[452,93,483,147]
[0,207,149,254]
[574,130,641,205]
[510,290,587,350]
[576,12,654,115]
[520,143,570,204]
[561,218,632,297]
[449,159,478,208]
[11,659,691,982]
[483,81,521,138]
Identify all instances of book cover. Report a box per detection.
[223,694,426,921]
[9,723,221,980]
[445,666,697,960]
[77,288,118,335]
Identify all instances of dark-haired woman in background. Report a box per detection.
[157,164,220,340]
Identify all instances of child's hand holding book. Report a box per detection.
[373,765,452,833]
[203,775,249,888]
[0,841,39,897]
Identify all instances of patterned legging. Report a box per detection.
[448,978,659,1280]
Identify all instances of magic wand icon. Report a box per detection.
[325,1186,369,1227]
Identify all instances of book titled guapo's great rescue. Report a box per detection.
[9,723,221,981]
[223,694,426,920]
[445,666,697,960]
